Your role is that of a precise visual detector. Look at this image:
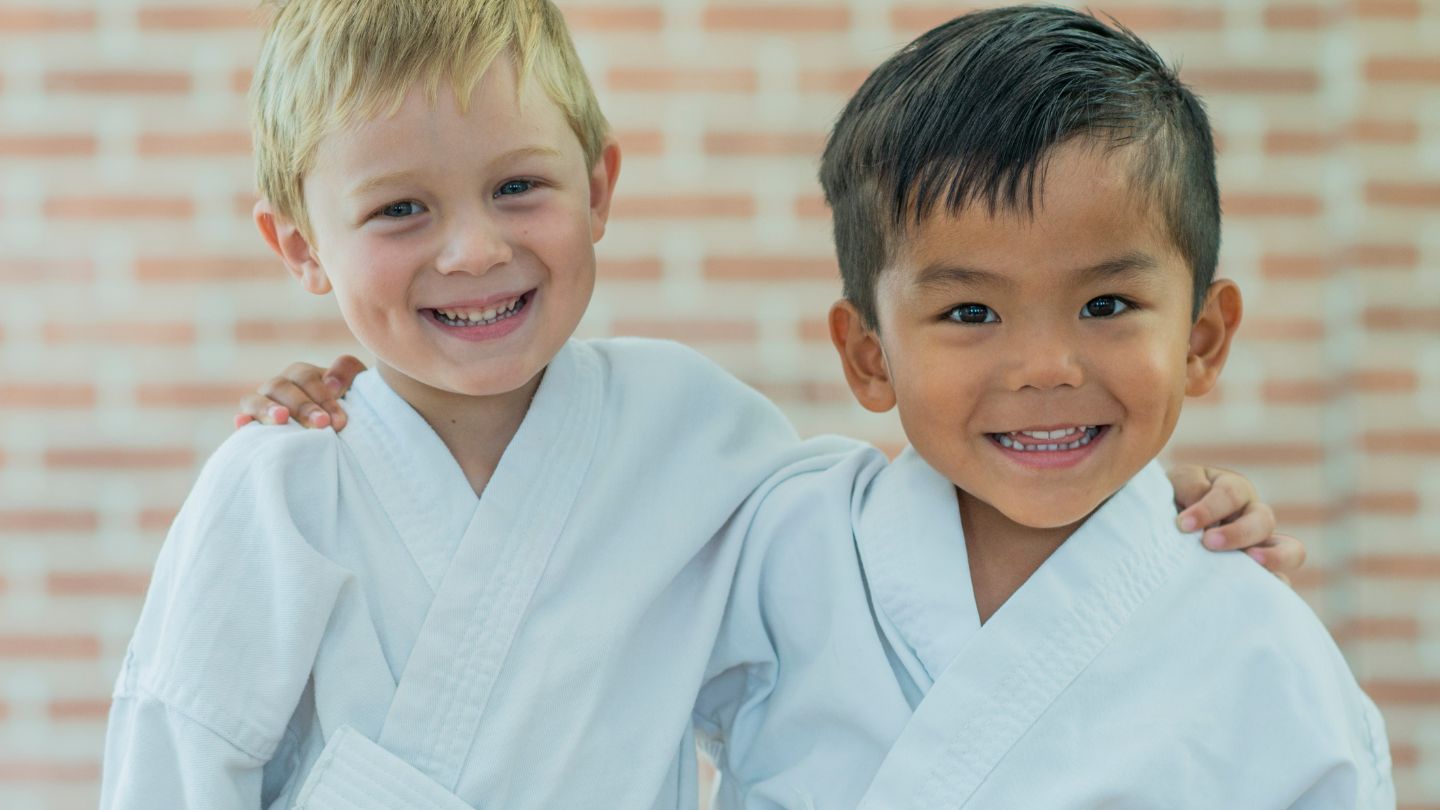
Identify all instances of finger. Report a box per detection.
[258,378,330,429]
[1174,467,1255,532]
[1200,501,1276,551]
[323,355,366,397]
[1245,533,1305,577]
[286,364,347,431]
[235,414,254,429]
[1166,463,1213,517]
[236,393,289,425]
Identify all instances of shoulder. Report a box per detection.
[740,442,886,567]
[581,337,778,411]
[189,422,343,510]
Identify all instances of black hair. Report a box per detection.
[820,5,1219,327]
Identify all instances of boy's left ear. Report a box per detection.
[253,199,331,296]
[1185,279,1243,396]
[587,138,623,243]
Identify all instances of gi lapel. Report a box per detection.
[375,341,604,790]
[857,462,1190,808]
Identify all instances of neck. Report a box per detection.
[958,489,1083,624]
[377,362,543,497]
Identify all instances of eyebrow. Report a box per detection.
[346,146,565,198]
[912,250,1159,292]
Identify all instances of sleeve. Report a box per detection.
[99,427,353,808]
[100,692,266,807]
[293,726,474,810]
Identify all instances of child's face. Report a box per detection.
[835,139,1238,530]
[264,57,618,400]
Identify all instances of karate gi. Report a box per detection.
[700,448,1393,808]
[102,338,826,809]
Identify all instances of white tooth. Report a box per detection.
[1044,443,1058,451]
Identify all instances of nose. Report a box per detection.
[1003,325,1086,392]
[435,207,513,276]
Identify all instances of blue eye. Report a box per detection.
[947,303,999,324]
[1080,296,1130,319]
[378,201,425,219]
[496,179,533,197]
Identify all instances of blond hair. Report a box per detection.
[250,0,608,238]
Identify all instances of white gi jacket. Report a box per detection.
[700,447,1393,809]
[102,338,825,809]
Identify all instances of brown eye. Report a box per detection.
[1081,296,1129,318]
[948,304,998,324]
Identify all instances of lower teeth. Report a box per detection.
[995,427,1101,452]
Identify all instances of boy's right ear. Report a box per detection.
[253,199,331,295]
[828,299,897,413]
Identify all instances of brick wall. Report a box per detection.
[0,0,1436,807]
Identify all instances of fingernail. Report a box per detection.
[268,405,286,422]
[1203,531,1224,550]
[309,410,330,428]
[1178,515,1198,533]
[324,376,342,393]
[234,414,252,429]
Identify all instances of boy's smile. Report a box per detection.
[834,139,1240,532]
[260,56,619,407]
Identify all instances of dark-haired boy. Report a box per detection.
[694,7,1392,807]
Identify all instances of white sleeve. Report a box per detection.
[101,692,266,808]
[294,726,473,810]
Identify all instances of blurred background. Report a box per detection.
[0,0,1437,806]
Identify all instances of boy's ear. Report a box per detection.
[587,138,623,243]
[1185,279,1243,397]
[829,299,897,413]
[253,199,331,295]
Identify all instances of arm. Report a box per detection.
[1165,464,1305,582]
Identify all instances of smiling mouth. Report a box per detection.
[988,425,1107,452]
[425,291,532,327]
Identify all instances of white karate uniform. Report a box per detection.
[700,448,1394,809]
[101,338,828,809]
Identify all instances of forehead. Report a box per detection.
[309,58,581,180]
[888,140,1182,288]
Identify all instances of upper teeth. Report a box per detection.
[436,298,520,323]
[1014,427,1090,440]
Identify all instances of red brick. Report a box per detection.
[1352,555,1440,577]
[562,7,665,32]
[798,69,871,94]
[614,129,664,157]
[1363,680,1440,704]
[1351,0,1422,16]
[135,383,250,408]
[608,68,757,94]
[0,635,100,659]
[0,384,96,408]
[1352,369,1418,393]
[0,8,96,30]
[1263,4,1334,28]
[48,572,150,596]
[610,319,757,342]
[231,68,253,94]
[1184,68,1319,94]
[1263,130,1336,154]
[889,6,979,32]
[45,196,194,220]
[1363,306,1440,333]
[137,7,259,29]
[797,318,830,343]
[1168,442,1325,466]
[1246,317,1325,341]
[1271,502,1339,527]
[0,511,98,533]
[1365,57,1440,83]
[137,131,251,156]
[0,760,101,782]
[135,256,282,282]
[1334,616,1420,642]
[43,321,195,345]
[613,194,755,219]
[1347,119,1419,145]
[1260,254,1328,280]
[751,380,853,404]
[45,448,195,470]
[1350,491,1420,515]
[45,70,191,95]
[1223,193,1323,217]
[704,256,837,281]
[235,319,356,343]
[1361,431,1440,455]
[1341,243,1419,269]
[599,258,663,280]
[1366,182,1440,208]
[794,195,830,219]
[138,508,179,532]
[704,131,826,157]
[47,699,111,721]
[703,5,850,32]
[1102,6,1225,30]
[0,134,96,157]
[1262,379,1332,404]
[0,258,94,283]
